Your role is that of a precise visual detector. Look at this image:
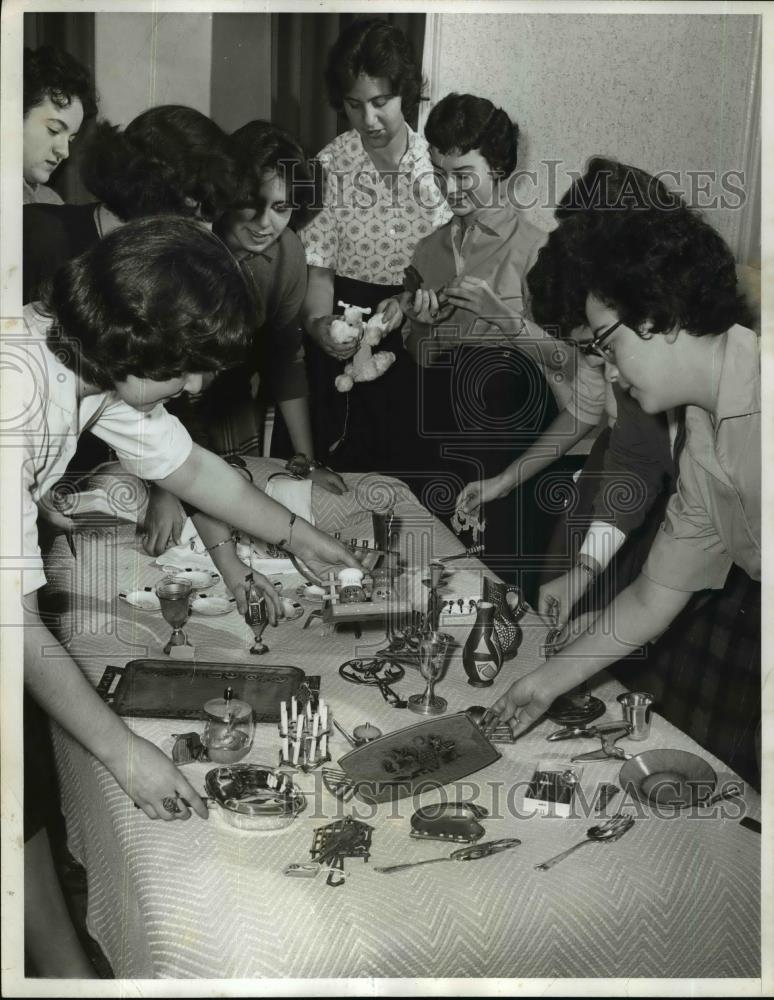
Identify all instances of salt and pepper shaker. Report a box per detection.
[245,574,269,654]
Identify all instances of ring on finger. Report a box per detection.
[162,794,181,814]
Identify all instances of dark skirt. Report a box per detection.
[397,342,559,591]
[300,274,406,472]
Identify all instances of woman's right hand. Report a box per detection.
[288,520,362,584]
[107,732,208,821]
[538,567,594,628]
[456,475,509,518]
[310,316,360,361]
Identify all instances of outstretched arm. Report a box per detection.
[23,592,207,820]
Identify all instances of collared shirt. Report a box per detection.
[405,202,547,363]
[19,304,193,594]
[643,325,760,591]
[300,125,451,285]
[241,228,308,401]
[23,178,63,205]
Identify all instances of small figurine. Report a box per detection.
[332,301,396,393]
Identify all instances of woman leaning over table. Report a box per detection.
[24,104,240,554]
[208,120,346,495]
[299,18,451,474]
[485,206,760,767]
[23,45,97,205]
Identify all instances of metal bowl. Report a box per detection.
[619,749,716,808]
[204,764,306,831]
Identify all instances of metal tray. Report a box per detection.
[336,712,500,804]
[97,659,317,722]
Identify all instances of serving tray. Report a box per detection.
[96,659,317,722]
[334,712,500,804]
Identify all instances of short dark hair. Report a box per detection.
[586,206,749,337]
[45,216,255,389]
[227,119,315,229]
[80,105,237,222]
[325,19,424,118]
[425,93,519,179]
[24,45,97,120]
[527,158,686,338]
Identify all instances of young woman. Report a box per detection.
[19,217,359,974]
[456,157,687,614]
[23,45,96,205]
[485,205,759,780]
[299,18,450,472]
[380,93,559,585]
[23,103,236,303]
[23,104,240,553]
[209,120,345,494]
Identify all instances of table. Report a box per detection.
[42,464,761,981]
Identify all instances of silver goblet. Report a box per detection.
[156,580,193,655]
[245,577,269,654]
[408,631,453,715]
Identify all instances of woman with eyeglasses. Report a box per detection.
[456,157,685,611]
[484,203,759,773]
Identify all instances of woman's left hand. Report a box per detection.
[222,563,283,622]
[309,467,348,495]
[443,276,511,327]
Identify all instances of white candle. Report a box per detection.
[320,702,328,731]
[320,729,328,759]
[280,700,288,736]
[291,696,297,723]
[281,733,289,762]
[306,700,313,724]
[311,711,320,739]
[292,716,304,766]
[309,733,318,764]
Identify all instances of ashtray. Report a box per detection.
[204,764,306,832]
[191,595,234,616]
[619,749,716,808]
[165,568,220,589]
[119,588,161,612]
[546,692,606,727]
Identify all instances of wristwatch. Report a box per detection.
[574,558,598,584]
[284,454,320,479]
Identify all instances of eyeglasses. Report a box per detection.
[568,320,622,360]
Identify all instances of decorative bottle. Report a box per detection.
[462,601,503,687]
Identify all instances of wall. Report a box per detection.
[94,12,213,127]
[426,12,761,260]
[210,13,271,133]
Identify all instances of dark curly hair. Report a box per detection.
[585,206,749,337]
[24,45,97,120]
[45,216,254,389]
[527,158,686,338]
[325,19,424,118]
[80,105,237,222]
[424,93,518,179]
[226,119,315,230]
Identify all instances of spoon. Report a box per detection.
[534,814,634,871]
[375,838,521,874]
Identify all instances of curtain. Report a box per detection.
[271,12,426,158]
[24,12,96,204]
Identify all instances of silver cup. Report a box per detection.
[617,692,654,741]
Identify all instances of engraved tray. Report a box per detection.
[336,712,500,804]
[96,659,317,722]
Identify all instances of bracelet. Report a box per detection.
[276,512,297,550]
[204,535,234,554]
[574,560,598,584]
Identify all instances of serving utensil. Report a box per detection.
[534,813,634,871]
[375,837,520,874]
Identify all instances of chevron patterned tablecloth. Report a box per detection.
[42,467,760,981]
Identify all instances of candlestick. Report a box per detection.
[280,700,288,736]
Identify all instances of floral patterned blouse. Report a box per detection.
[300,125,451,286]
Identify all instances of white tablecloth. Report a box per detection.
[43,469,760,980]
